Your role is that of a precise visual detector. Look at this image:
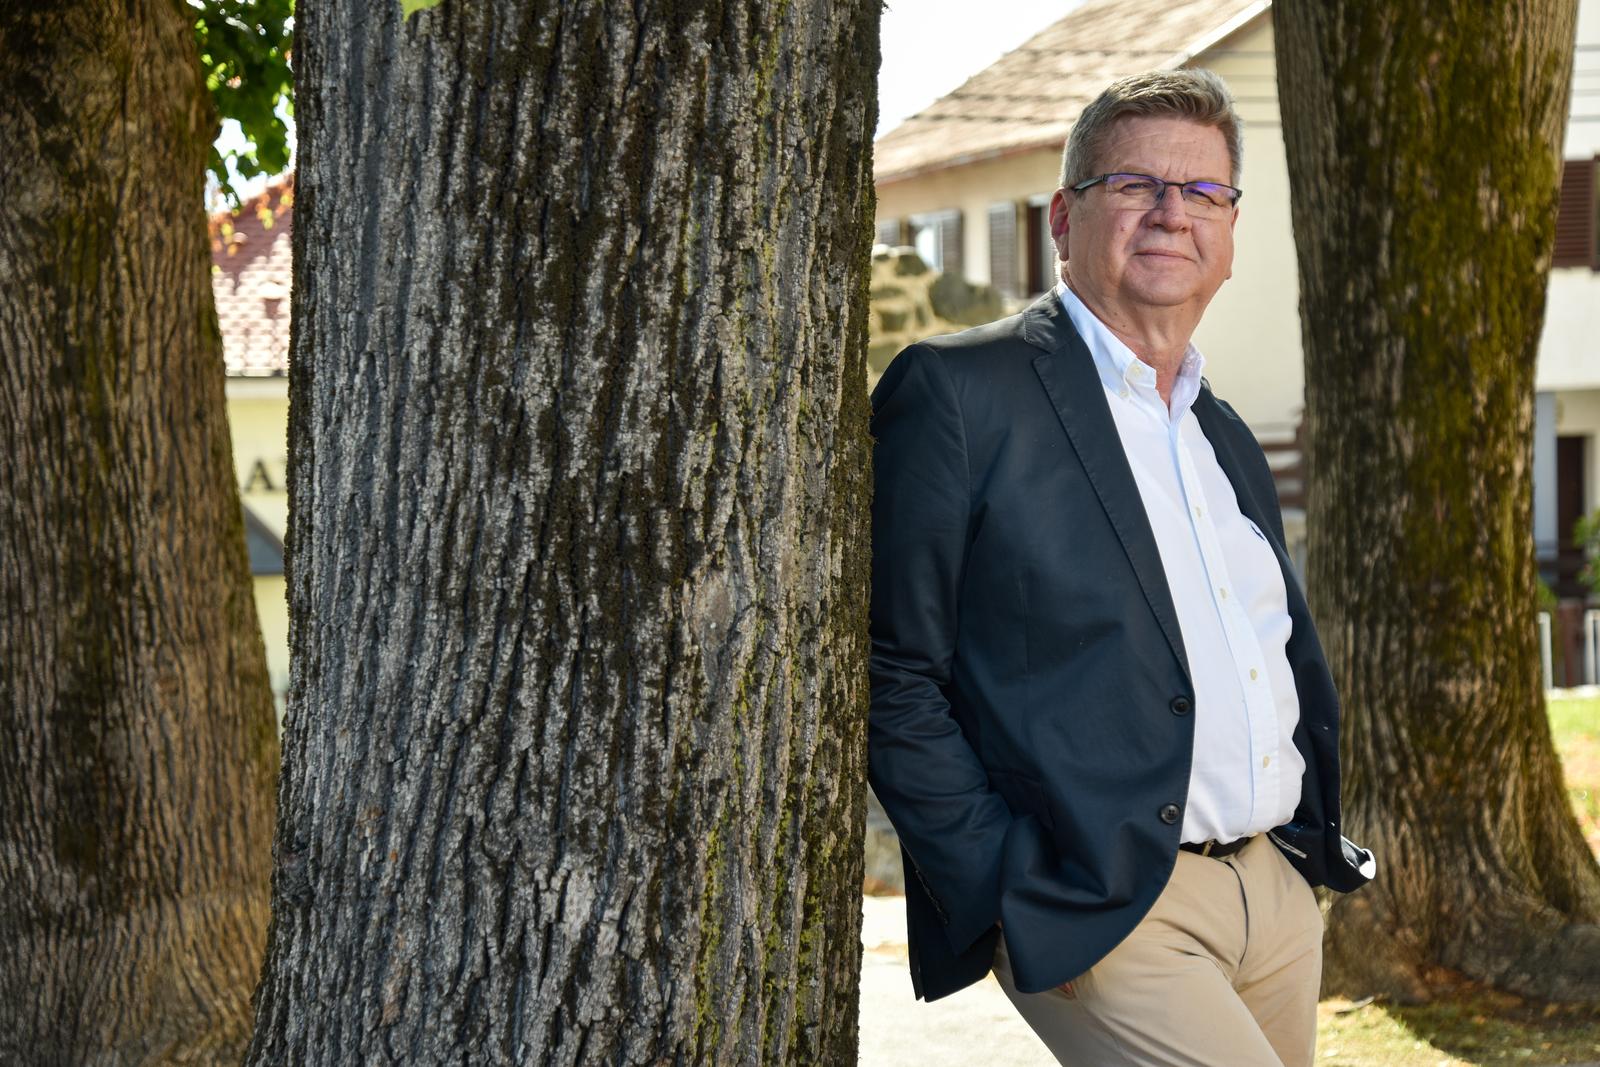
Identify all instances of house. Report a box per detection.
[212,176,295,716]
[873,0,1600,595]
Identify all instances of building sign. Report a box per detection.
[241,456,289,494]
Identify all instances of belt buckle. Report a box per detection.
[1200,840,1216,857]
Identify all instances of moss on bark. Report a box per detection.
[245,0,877,1061]
[0,1,279,1060]
[1275,0,1600,1003]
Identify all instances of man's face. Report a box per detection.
[1049,116,1238,317]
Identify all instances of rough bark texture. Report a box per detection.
[0,1,280,1062]
[1275,0,1600,1003]
[244,0,877,1062]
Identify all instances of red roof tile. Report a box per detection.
[211,174,294,376]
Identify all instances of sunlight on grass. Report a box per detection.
[1309,696,1600,1066]
[1318,995,1600,1066]
[1550,696,1600,858]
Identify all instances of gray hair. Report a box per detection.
[1058,69,1243,189]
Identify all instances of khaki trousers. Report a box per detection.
[990,834,1323,1067]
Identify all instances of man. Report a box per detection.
[867,69,1375,1067]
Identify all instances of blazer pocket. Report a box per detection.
[987,770,1055,831]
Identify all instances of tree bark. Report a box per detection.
[244,0,877,1062]
[1275,0,1600,1003]
[0,2,279,1062]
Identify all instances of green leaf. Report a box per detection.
[193,0,295,206]
[401,0,444,19]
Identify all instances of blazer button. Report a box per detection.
[1170,696,1192,716]
[1159,803,1181,824]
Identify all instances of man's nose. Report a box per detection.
[1149,183,1190,225]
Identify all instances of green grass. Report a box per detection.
[1550,696,1600,858]
[1318,993,1600,1066]
[1311,695,1600,1066]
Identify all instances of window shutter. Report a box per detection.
[1553,159,1595,269]
[875,218,903,247]
[988,203,1019,298]
[939,211,964,278]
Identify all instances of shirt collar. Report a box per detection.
[1055,281,1206,414]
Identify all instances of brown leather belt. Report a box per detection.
[1180,835,1252,859]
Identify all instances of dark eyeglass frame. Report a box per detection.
[1070,172,1243,212]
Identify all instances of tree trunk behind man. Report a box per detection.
[244,0,877,1061]
[1275,0,1600,1002]
[0,2,280,1061]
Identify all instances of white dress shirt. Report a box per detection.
[1057,283,1305,843]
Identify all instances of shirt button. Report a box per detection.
[1262,756,1272,768]
[1170,696,1192,716]
[1249,668,1259,681]
[1219,587,1229,599]
[1194,505,1203,519]
[1159,803,1182,824]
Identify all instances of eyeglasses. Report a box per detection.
[1069,172,1242,218]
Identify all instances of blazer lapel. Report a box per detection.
[1191,389,1315,622]
[1021,296,1192,684]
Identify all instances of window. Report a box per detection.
[909,209,963,275]
[1554,434,1589,597]
[988,203,1020,299]
[1554,158,1597,269]
[874,218,904,247]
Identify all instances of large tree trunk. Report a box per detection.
[0,1,279,1061]
[1275,0,1600,1003]
[244,0,877,1061]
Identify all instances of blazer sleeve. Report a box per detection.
[867,343,1014,955]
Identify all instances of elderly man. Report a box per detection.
[867,69,1374,1067]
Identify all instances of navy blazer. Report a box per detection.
[867,293,1372,1002]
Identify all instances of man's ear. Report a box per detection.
[1048,188,1071,262]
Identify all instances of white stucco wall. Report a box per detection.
[225,376,291,719]
[1540,271,1600,393]
[1185,17,1304,432]
[876,148,1062,288]
[1539,0,1600,395]
[252,574,290,727]
[1566,0,1600,159]
[227,377,290,537]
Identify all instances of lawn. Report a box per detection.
[1550,695,1600,858]
[1318,992,1600,1066]
[1314,694,1600,1066]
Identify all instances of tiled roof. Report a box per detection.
[874,0,1268,183]
[211,174,294,376]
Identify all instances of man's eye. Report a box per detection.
[1185,184,1229,206]
[1114,178,1156,193]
